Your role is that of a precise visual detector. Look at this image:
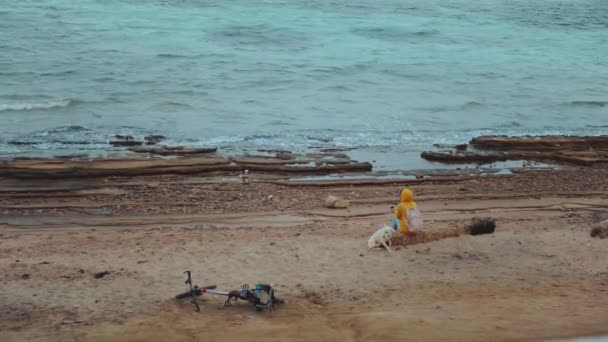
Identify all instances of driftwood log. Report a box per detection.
[390,218,497,247]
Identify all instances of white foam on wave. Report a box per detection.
[0,100,73,112]
[165,126,608,154]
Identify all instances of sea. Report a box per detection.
[1,0,607,171]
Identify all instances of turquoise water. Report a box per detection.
[1,0,607,169]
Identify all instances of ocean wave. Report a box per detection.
[155,101,194,109]
[351,27,440,42]
[39,125,90,135]
[569,100,608,107]
[7,141,39,146]
[0,70,77,77]
[7,139,100,146]
[232,127,608,151]
[309,64,372,78]
[211,24,309,49]
[156,53,203,59]
[413,101,486,113]
[497,121,523,128]
[0,100,76,112]
[40,70,77,77]
[463,101,483,107]
[323,85,354,92]
[48,140,98,145]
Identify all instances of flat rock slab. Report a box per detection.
[0,155,373,179]
[229,156,304,165]
[110,140,143,147]
[471,135,608,150]
[129,146,217,156]
[0,157,232,178]
[422,135,608,166]
[421,151,508,164]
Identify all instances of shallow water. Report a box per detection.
[1,0,607,170]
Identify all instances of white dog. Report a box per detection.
[368,225,395,253]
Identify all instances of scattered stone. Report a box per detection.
[93,271,111,279]
[147,182,160,189]
[144,135,166,145]
[590,220,608,239]
[324,195,350,209]
[21,274,30,279]
[111,135,143,147]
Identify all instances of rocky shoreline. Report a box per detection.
[2,135,608,179]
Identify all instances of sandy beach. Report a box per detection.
[2,164,608,341]
[4,0,607,339]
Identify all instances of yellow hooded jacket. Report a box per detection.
[395,188,416,234]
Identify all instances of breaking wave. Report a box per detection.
[0,100,76,112]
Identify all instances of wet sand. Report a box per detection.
[1,166,608,341]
